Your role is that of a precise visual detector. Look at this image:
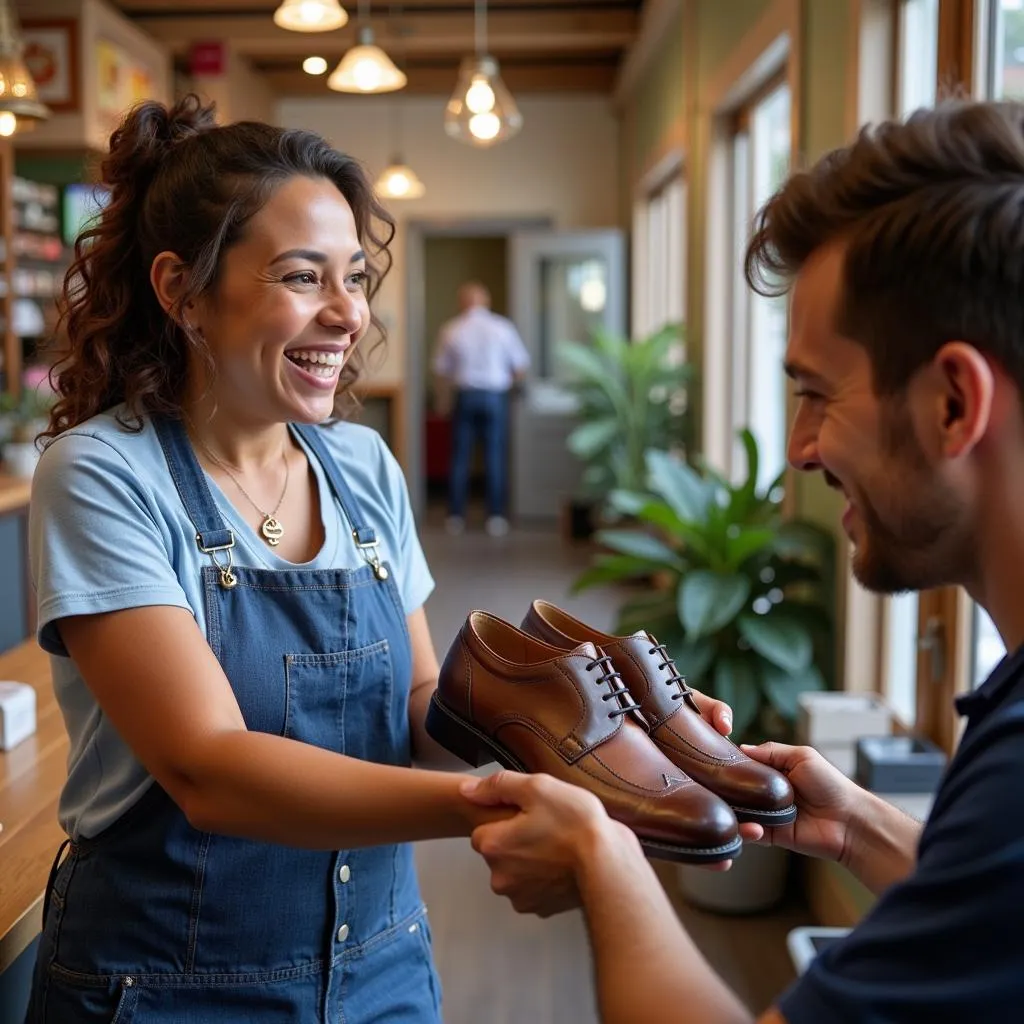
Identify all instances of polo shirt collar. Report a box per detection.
[955,640,1024,719]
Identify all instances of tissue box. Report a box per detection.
[797,692,892,747]
[855,735,947,794]
[0,680,37,751]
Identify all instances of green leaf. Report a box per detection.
[594,529,684,567]
[616,591,682,638]
[737,613,813,673]
[607,489,650,516]
[571,554,658,592]
[645,449,713,521]
[678,571,751,638]
[759,662,825,720]
[567,418,619,458]
[725,527,776,569]
[774,520,835,564]
[713,656,761,738]
[664,636,716,684]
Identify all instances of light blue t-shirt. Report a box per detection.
[29,407,434,840]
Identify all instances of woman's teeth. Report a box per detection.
[286,350,344,378]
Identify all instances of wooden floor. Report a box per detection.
[413,510,812,1023]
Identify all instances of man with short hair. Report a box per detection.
[433,281,530,537]
[459,99,1024,1022]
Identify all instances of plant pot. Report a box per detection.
[4,441,41,479]
[676,842,790,914]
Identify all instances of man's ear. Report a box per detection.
[932,342,994,457]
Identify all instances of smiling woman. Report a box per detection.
[21,94,509,1024]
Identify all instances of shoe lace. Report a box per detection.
[648,642,690,700]
[586,654,641,718]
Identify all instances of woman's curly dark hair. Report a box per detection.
[43,93,395,439]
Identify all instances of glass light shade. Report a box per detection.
[327,27,406,94]
[302,55,328,75]
[273,0,348,32]
[375,160,425,200]
[444,56,521,147]
[0,2,49,124]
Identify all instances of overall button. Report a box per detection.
[339,864,351,883]
[337,924,350,943]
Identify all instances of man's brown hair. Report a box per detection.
[745,100,1024,396]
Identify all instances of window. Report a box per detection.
[897,0,940,115]
[727,80,791,488]
[986,0,1024,100]
[632,173,685,339]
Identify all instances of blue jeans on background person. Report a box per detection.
[448,388,508,519]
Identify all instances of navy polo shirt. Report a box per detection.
[778,644,1024,1023]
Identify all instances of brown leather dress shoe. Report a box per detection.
[427,610,741,864]
[521,601,797,826]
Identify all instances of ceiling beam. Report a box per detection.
[131,9,638,59]
[259,62,619,96]
[119,1,636,12]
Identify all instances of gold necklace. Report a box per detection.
[196,440,290,548]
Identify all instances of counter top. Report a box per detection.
[0,474,31,516]
[0,640,65,972]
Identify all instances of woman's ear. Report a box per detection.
[150,251,192,324]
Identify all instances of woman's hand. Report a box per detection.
[459,770,628,918]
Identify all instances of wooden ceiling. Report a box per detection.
[114,1,643,96]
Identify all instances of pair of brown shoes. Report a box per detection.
[427,601,796,864]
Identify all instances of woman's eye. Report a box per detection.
[348,270,369,288]
[285,271,320,286]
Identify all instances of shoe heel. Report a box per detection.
[426,694,495,768]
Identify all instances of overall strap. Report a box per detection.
[293,423,390,581]
[153,416,238,588]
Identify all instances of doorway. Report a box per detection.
[422,236,508,519]
[405,217,551,521]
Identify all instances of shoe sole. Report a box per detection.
[426,693,743,865]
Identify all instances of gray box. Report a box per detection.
[797,692,893,748]
[855,735,947,794]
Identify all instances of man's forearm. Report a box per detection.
[575,824,752,1024]
[843,791,922,896]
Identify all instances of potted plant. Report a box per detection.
[556,323,693,538]
[1,386,55,478]
[572,429,835,911]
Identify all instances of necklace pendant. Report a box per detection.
[261,515,284,547]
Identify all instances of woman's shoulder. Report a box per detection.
[42,405,162,460]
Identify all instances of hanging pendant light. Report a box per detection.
[273,0,348,33]
[328,26,406,93]
[444,0,521,147]
[0,0,50,131]
[375,160,425,199]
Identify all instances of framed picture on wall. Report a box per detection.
[21,19,80,113]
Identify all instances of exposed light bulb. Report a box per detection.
[303,56,328,75]
[385,170,411,196]
[299,0,326,24]
[351,57,384,91]
[0,112,16,137]
[468,112,500,141]
[465,76,495,115]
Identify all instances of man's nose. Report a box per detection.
[787,420,821,472]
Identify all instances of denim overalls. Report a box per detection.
[26,418,443,1023]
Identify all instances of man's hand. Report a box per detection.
[738,741,867,862]
[460,770,634,917]
[688,685,737,738]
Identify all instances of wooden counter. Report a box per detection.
[0,640,65,972]
[0,474,31,516]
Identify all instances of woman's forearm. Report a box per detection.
[178,729,512,847]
